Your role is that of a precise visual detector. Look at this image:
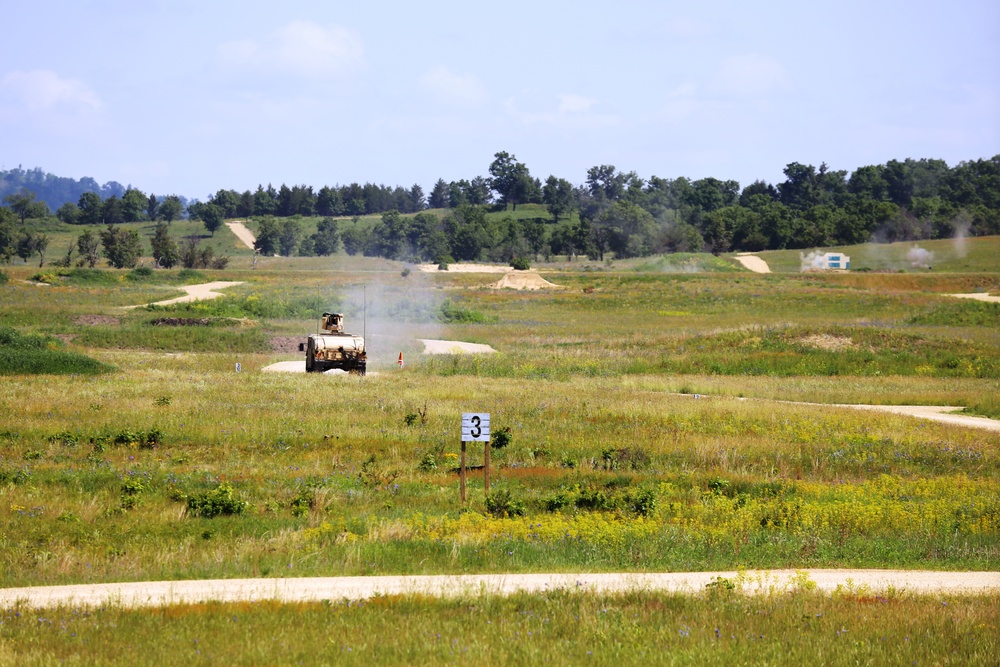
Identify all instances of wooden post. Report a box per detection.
[484,440,491,494]
[460,441,467,503]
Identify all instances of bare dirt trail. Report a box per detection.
[830,403,1000,432]
[122,281,244,309]
[2,570,996,609]
[946,292,1000,303]
[226,220,256,250]
[733,253,772,273]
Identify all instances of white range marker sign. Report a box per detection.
[461,413,491,442]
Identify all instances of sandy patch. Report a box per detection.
[420,339,497,354]
[733,254,771,273]
[2,569,996,608]
[226,221,257,250]
[261,361,375,376]
[799,334,857,351]
[488,271,562,290]
[417,263,511,273]
[946,292,1000,303]
[122,281,243,309]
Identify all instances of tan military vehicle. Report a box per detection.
[299,312,367,375]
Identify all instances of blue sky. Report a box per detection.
[1,0,998,200]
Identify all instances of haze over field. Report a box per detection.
[1,0,997,199]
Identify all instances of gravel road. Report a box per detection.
[2,570,996,609]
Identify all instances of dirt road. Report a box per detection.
[1,570,995,609]
[122,281,243,309]
[947,292,1000,303]
[831,403,1000,432]
[226,221,256,250]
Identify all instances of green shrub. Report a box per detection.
[186,483,249,518]
[485,489,526,518]
[0,327,114,376]
[290,489,314,518]
[439,299,494,323]
[58,268,120,286]
[29,273,59,284]
[510,257,530,270]
[490,426,512,449]
[126,266,155,281]
[0,270,7,285]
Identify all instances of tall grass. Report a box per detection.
[1,590,997,666]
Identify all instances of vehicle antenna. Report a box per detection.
[363,285,367,341]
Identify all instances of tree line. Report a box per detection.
[273,153,1000,263]
[2,153,998,267]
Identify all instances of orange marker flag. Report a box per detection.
[398,352,404,368]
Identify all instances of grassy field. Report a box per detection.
[1,244,998,661]
[2,589,997,665]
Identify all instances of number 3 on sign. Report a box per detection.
[462,413,491,442]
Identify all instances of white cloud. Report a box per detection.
[505,93,616,128]
[556,93,597,114]
[420,66,487,107]
[217,21,363,79]
[1,70,101,111]
[711,54,791,97]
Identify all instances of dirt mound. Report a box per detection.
[488,271,561,290]
[74,315,120,326]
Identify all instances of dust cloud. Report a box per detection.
[339,274,446,366]
[906,245,934,269]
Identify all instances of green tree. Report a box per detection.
[78,192,103,226]
[236,190,255,218]
[0,208,17,262]
[101,195,124,224]
[542,176,576,222]
[316,186,344,217]
[15,230,38,263]
[368,209,409,259]
[146,194,159,221]
[279,219,302,256]
[158,196,183,223]
[150,222,179,268]
[596,201,655,258]
[310,218,341,256]
[121,188,148,222]
[428,179,449,209]
[99,225,143,268]
[520,217,547,260]
[253,217,281,255]
[488,151,531,210]
[201,204,225,236]
[56,202,81,224]
[3,189,48,223]
[76,230,101,268]
[340,224,370,256]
